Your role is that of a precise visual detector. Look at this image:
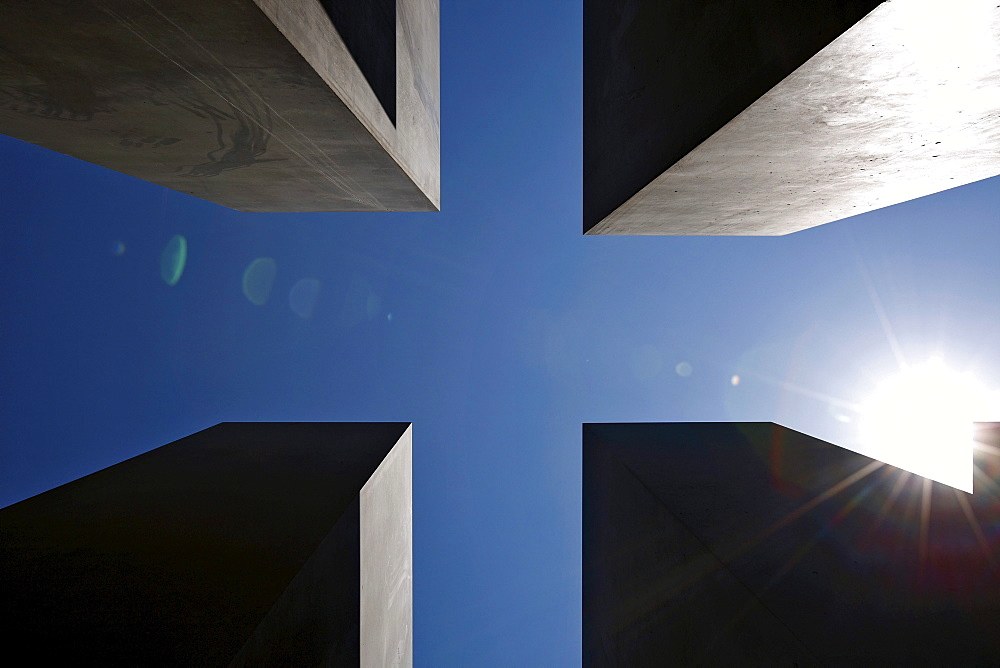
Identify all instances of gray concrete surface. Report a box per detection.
[361,425,413,668]
[0,0,439,212]
[255,0,439,210]
[584,422,1000,665]
[318,0,396,124]
[584,0,881,233]
[587,1,1000,235]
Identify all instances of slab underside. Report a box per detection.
[588,2,1000,235]
[583,0,882,233]
[0,422,411,665]
[0,0,439,212]
[583,423,1000,666]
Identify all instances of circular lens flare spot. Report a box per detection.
[242,257,277,306]
[160,235,187,286]
[289,278,321,319]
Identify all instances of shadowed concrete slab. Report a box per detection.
[583,422,1000,666]
[0,422,413,666]
[585,1,1000,235]
[0,0,438,212]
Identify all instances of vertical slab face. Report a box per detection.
[583,0,882,233]
[583,423,1000,665]
[0,0,439,212]
[361,426,414,668]
[254,0,440,210]
[319,0,397,124]
[0,422,410,665]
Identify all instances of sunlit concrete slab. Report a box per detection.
[0,0,439,212]
[0,422,412,666]
[583,422,1000,666]
[585,1,1000,235]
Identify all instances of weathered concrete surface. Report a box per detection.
[361,425,413,668]
[255,0,439,210]
[0,422,412,665]
[583,422,1000,666]
[584,0,882,233]
[0,0,439,212]
[319,0,396,125]
[587,1,1000,235]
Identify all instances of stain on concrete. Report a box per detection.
[0,0,438,211]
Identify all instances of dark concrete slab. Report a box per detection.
[583,0,881,233]
[0,422,410,665]
[584,422,1000,666]
[0,0,439,212]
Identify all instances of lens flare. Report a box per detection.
[242,258,277,306]
[159,235,187,286]
[859,358,997,493]
[289,278,321,319]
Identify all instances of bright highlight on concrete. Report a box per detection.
[159,235,187,286]
[860,358,998,492]
[586,0,1000,235]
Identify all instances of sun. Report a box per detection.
[859,358,997,493]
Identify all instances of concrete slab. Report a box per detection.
[583,422,1000,665]
[0,0,439,212]
[361,425,413,668]
[585,1,1000,235]
[0,422,413,665]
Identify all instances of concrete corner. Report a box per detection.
[0,422,414,665]
[0,0,439,212]
[583,422,1000,664]
[585,1,1000,235]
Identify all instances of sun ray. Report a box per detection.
[724,459,884,561]
[973,464,1000,498]
[918,477,932,572]
[763,474,881,592]
[652,459,886,603]
[846,230,908,370]
[749,372,862,412]
[953,487,994,565]
[973,441,1000,458]
[873,468,912,531]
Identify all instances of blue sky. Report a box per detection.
[2,2,1000,665]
